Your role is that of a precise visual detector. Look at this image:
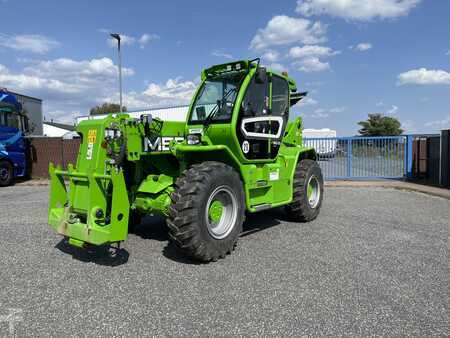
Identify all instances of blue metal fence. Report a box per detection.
[303,136,410,180]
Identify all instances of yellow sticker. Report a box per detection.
[87,129,97,143]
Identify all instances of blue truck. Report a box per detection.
[0,89,30,186]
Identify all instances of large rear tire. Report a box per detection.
[167,162,245,262]
[286,159,324,222]
[0,160,13,187]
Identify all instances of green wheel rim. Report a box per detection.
[208,200,224,223]
[307,181,314,200]
[306,175,321,209]
[205,186,238,240]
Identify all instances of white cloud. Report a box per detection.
[142,77,197,102]
[288,45,339,58]
[138,33,160,49]
[45,110,83,124]
[446,50,450,56]
[262,50,280,62]
[298,96,318,106]
[385,105,398,115]
[250,15,327,50]
[0,58,132,95]
[309,108,329,118]
[0,57,197,123]
[329,106,346,113]
[267,63,287,72]
[0,34,59,54]
[100,78,197,117]
[306,106,345,118]
[295,57,330,72]
[398,68,450,85]
[107,34,136,47]
[296,0,421,21]
[367,104,399,119]
[351,42,373,52]
[288,45,338,72]
[0,57,131,121]
[401,120,418,133]
[211,50,233,59]
[103,31,159,49]
[425,116,450,129]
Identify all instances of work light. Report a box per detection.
[187,134,201,145]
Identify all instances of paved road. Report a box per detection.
[0,186,449,336]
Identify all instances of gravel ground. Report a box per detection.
[0,186,449,337]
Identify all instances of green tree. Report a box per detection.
[90,103,126,115]
[358,114,404,136]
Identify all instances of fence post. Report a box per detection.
[441,130,450,187]
[405,135,413,179]
[347,139,352,178]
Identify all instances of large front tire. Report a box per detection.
[167,162,245,262]
[286,159,324,222]
[0,160,13,187]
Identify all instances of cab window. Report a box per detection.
[271,75,289,117]
[0,112,6,126]
[21,116,29,133]
[241,75,269,117]
[6,113,21,129]
[189,72,244,124]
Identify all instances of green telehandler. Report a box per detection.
[48,59,324,262]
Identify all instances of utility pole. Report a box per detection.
[110,33,123,113]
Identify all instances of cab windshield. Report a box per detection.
[0,108,28,132]
[188,72,245,124]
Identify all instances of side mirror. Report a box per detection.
[240,116,284,140]
[255,67,267,84]
[22,116,30,134]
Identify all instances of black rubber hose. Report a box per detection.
[114,139,127,167]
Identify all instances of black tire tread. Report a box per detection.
[167,161,244,262]
[286,159,323,222]
[0,159,13,187]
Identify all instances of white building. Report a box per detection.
[302,128,338,157]
[43,121,78,138]
[76,105,190,125]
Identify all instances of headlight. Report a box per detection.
[105,129,115,138]
[187,134,201,145]
[105,128,121,139]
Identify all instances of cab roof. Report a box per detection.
[202,59,298,92]
[0,90,22,112]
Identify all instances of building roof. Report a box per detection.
[43,121,75,131]
[6,90,42,102]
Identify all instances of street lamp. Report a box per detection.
[110,33,123,113]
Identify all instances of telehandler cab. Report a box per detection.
[48,59,324,262]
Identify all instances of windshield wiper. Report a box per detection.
[203,88,237,127]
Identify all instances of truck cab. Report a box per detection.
[0,89,30,186]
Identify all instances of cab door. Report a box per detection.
[268,74,290,158]
[237,71,289,160]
